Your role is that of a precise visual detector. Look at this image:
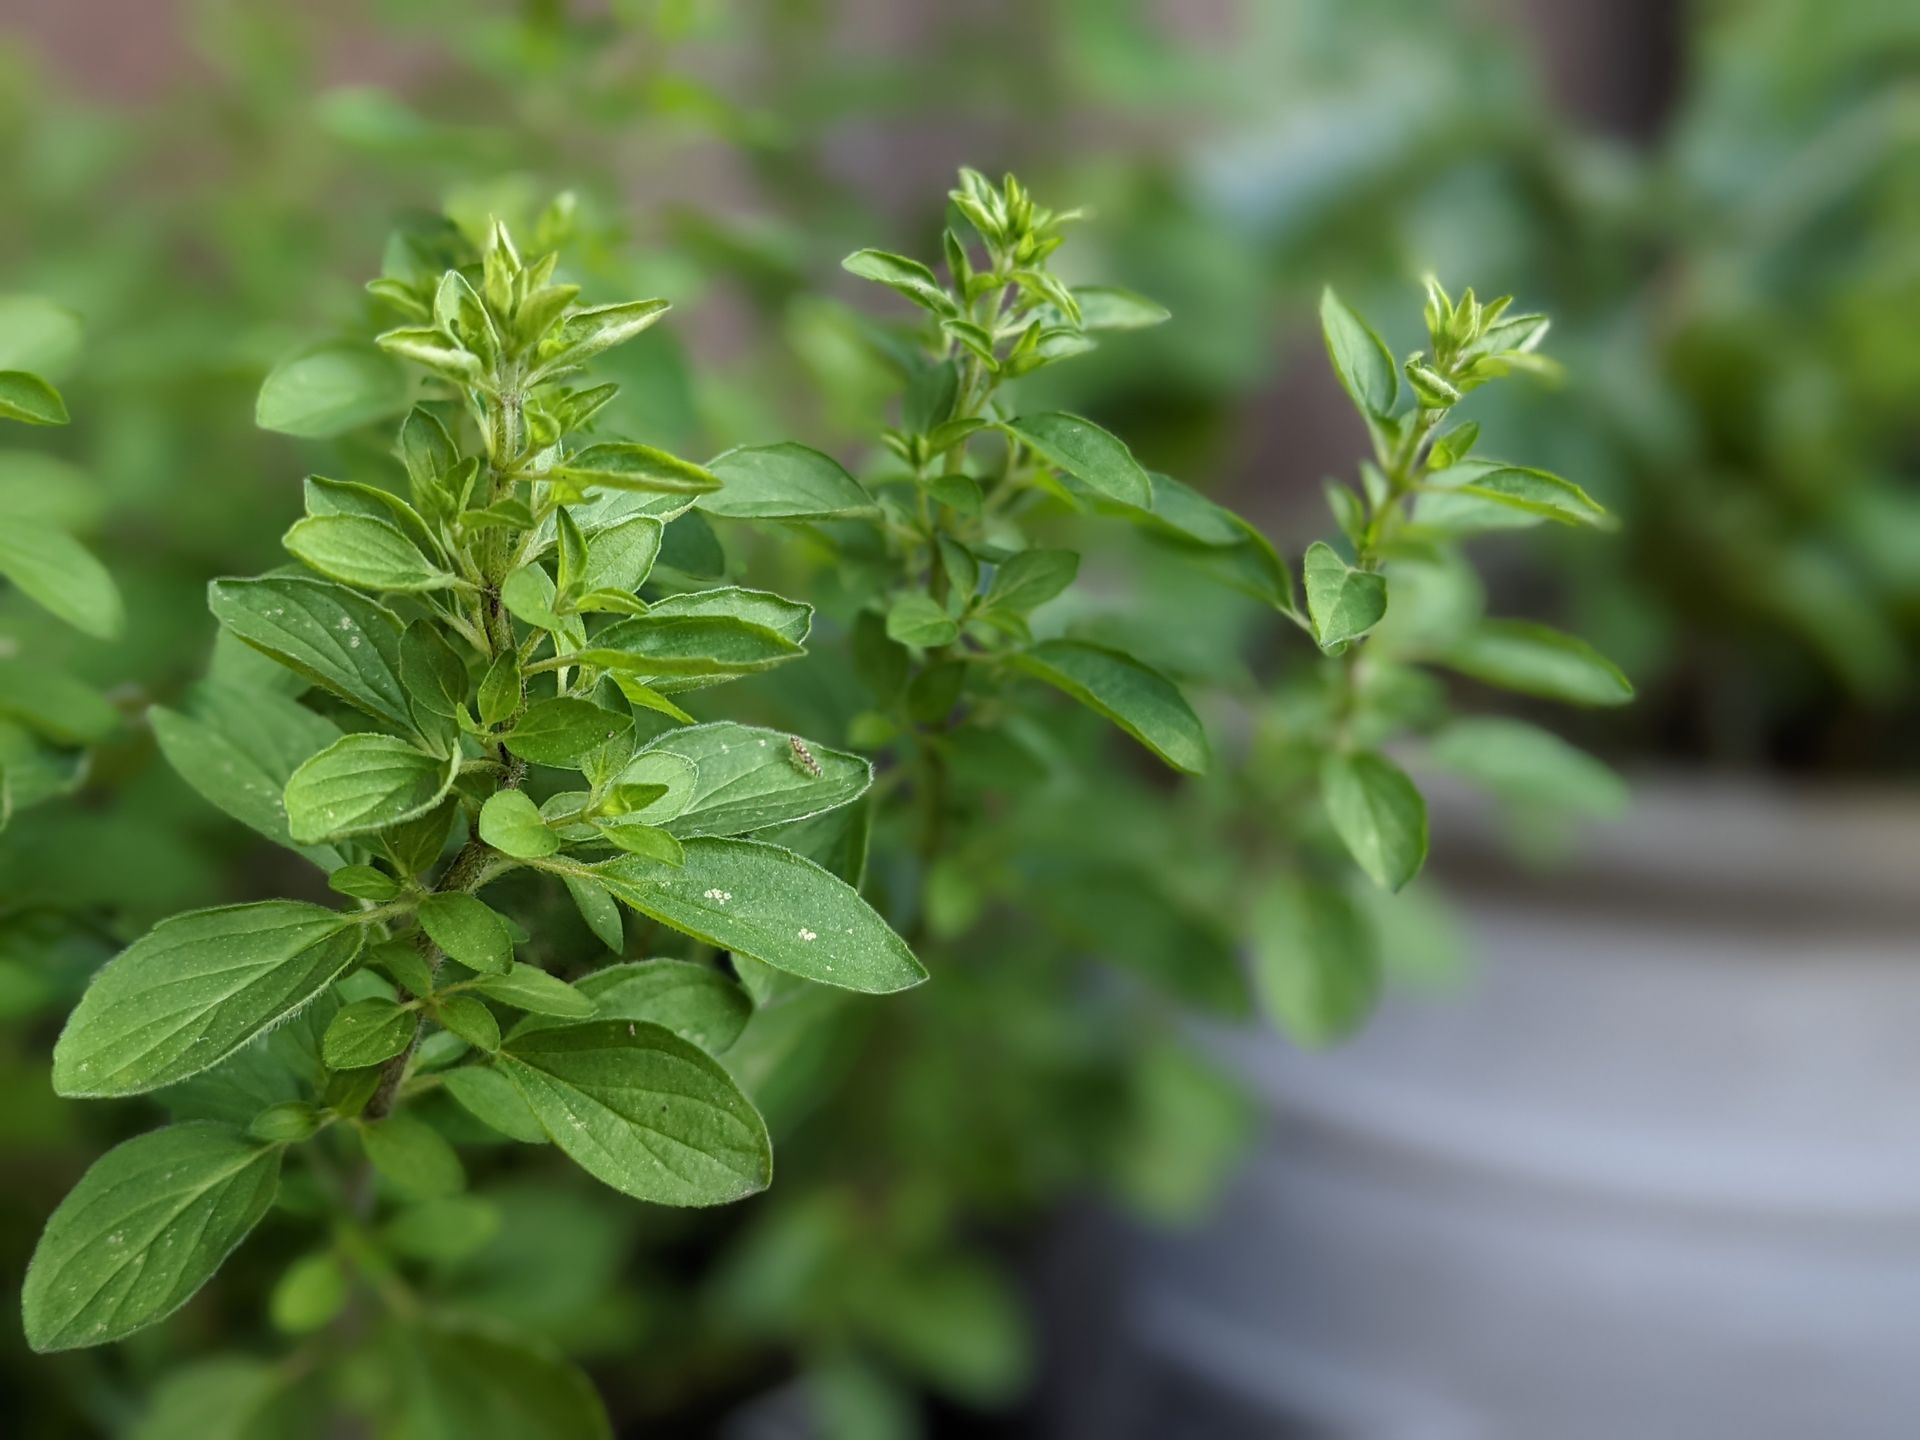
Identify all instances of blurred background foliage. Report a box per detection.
[0,0,1915,1434]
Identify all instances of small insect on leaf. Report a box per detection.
[787,735,823,778]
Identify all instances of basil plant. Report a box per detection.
[21,219,922,1423]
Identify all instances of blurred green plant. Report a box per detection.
[0,296,123,834]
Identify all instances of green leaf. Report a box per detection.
[53,902,365,1096]
[593,837,926,993]
[1302,541,1387,652]
[1427,716,1629,817]
[323,997,415,1070]
[1321,751,1428,891]
[269,1251,347,1334]
[517,959,750,1055]
[0,518,122,637]
[386,1317,612,1440]
[554,442,720,495]
[639,721,872,836]
[1009,639,1209,774]
[503,698,633,767]
[1319,288,1397,421]
[470,963,592,1018]
[442,1066,549,1144]
[984,548,1078,614]
[1415,463,1610,533]
[886,592,958,648]
[579,514,663,595]
[570,614,803,679]
[304,474,439,556]
[417,893,513,975]
[541,297,670,370]
[1070,285,1171,330]
[375,327,482,384]
[22,1123,281,1351]
[0,661,116,744]
[208,577,413,732]
[1002,412,1151,509]
[1443,620,1635,707]
[497,1020,771,1206]
[381,1196,500,1263]
[478,790,558,858]
[564,874,625,952]
[256,342,407,438]
[1250,879,1380,1046]
[597,823,685,865]
[399,619,468,720]
[0,370,69,425]
[644,585,813,643]
[284,516,456,593]
[359,1111,464,1199]
[700,442,881,521]
[284,735,457,844]
[435,994,500,1051]
[842,249,954,314]
[329,864,401,901]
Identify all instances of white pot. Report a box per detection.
[1094,775,1920,1440]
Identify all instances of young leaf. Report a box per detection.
[597,823,685,865]
[1321,751,1429,891]
[1250,879,1380,1046]
[208,577,413,732]
[517,959,750,1055]
[323,997,415,1070]
[435,994,500,1052]
[1009,640,1209,775]
[1070,285,1171,330]
[643,586,813,643]
[554,442,721,495]
[0,518,123,638]
[359,1111,464,1199]
[1302,541,1388,652]
[503,698,633,767]
[569,614,803,678]
[1415,464,1610,533]
[400,618,469,720]
[842,249,955,314]
[470,963,593,1019]
[1319,288,1397,421]
[592,837,926,994]
[417,893,514,975]
[1443,620,1635,707]
[23,1123,281,1351]
[700,443,881,521]
[478,789,558,858]
[496,1020,772,1206]
[579,514,664,595]
[985,548,1079,614]
[639,721,872,836]
[564,874,625,953]
[53,902,365,1096]
[541,298,671,370]
[255,342,406,438]
[0,370,68,425]
[1001,413,1152,509]
[284,515,457,593]
[886,593,959,648]
[283,734,457,844]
